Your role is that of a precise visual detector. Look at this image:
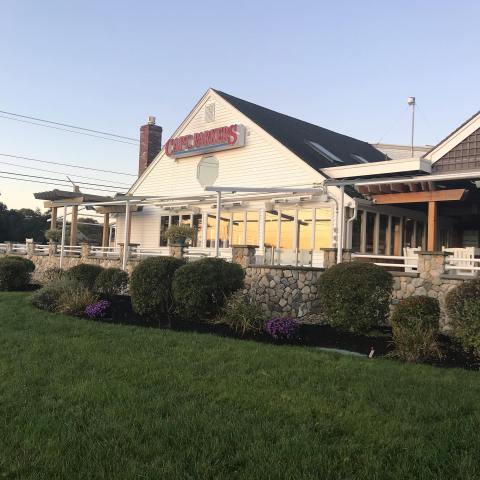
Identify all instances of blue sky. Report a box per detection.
[0,0,479,209]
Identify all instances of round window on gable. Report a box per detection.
[197,156,219,187]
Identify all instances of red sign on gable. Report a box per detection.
[165,124,246,158]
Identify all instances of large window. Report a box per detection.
[351,210,363,253]
[279,210,295,249]
[314,208,331,250]
[160,216,169,246]
[365,212,376,253]
[378,215,388,254]
[231,212,245,245]
[206,213,230,248]
[192,214,202,247]
[245,211,259,245]
[264,210,278,248]
[298,209,313,250]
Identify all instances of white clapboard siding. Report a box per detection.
[116,206,161,249]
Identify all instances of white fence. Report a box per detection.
[351,253,419,272]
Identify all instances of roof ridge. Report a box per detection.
[213,89,373,146]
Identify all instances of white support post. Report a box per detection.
[336,185,345,264]
[59,205,67,269]
[311,208,317,252]
[373,212,380,254]
[293,209,299,266]
[242,211,247,245]
[215,191,221,257]
[122,201,130,270]
[258,208,266,254]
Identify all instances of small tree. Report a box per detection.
[45,229,62,243]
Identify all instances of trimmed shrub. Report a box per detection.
[446,279,480,358]
[2,256,35,273]
[66,264,104,290]
[0,257,31,291]
[172,258,244,320]
[85,300,111,319]
[215,291,265,335]
[45,229,62,242]
[265,317,299,340]
[317,262,393,333]
[391,296,442,362]
[95,268,128,297]
[130,256,185,320]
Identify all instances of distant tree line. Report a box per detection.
[0,202,49,242]
[0,202,102,244]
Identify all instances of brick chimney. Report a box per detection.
[138,116,162,176]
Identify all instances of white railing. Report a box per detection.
[129,246,170,258]
[89,246,120,259]
[59,245,82,256]
[262,248,324,268]
[184,247,233,261]
[34,244,50,255]
[11,243,27,254]
[351,253,419,272]
[445,257,480,276]
[0,243,7,254]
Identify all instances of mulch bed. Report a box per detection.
[104,295,479,370]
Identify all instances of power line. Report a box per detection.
[0,170,127,190]
[0,109,139,142]
[0,174,117,193]
[0,159,132,186]
[0,153,137,177]
[0,115,138,146]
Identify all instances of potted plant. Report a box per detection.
[163,224,195,246]
[45,229,62,244]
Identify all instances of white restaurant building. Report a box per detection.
[35,89,480,271]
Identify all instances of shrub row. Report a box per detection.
[130,256,245,323]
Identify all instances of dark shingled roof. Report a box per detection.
[214,90,388,171]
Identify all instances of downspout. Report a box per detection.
[346,199,358,250]
[336,185,345,264]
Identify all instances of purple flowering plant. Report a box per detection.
[265,317,299,340]
[85,300,111,319]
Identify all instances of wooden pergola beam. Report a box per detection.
[371,189,467,205]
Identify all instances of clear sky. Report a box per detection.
[1,0,479,210]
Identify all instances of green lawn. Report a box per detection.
[0,293,479,480]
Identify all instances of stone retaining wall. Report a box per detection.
[243,265,324,318]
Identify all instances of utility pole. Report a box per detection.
[408,96,416,157]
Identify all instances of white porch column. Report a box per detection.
[59,205,67,269]
[122,201,131,270]
[336,185,345,264]
[258,208,266,254]
[201,212,208,248]
[215,191,221,257]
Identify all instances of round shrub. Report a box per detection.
[2,256,35,273]
[130,256,185,320]
[172,258,244,320]
[95,267,129,297]
[0,257,31,291]
[317,262,393,333]
[390,296,441,363]
[265,317,299,340]
[216,291,265,335]
[66,264,104,290]
[446,278,480,358]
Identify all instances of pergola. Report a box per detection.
[34,184,338,269]
[325,169,480,251]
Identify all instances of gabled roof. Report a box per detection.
[214,89,388,171]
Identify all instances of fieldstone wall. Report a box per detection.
[243,265,323,318]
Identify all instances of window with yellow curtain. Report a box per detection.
[314,208,332,250]
[206,214,216,248]
[264,210,278,248]
[231,212,244,245]
[279,210,295,249]
[245,211,259,245]
[297,209,313,250]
